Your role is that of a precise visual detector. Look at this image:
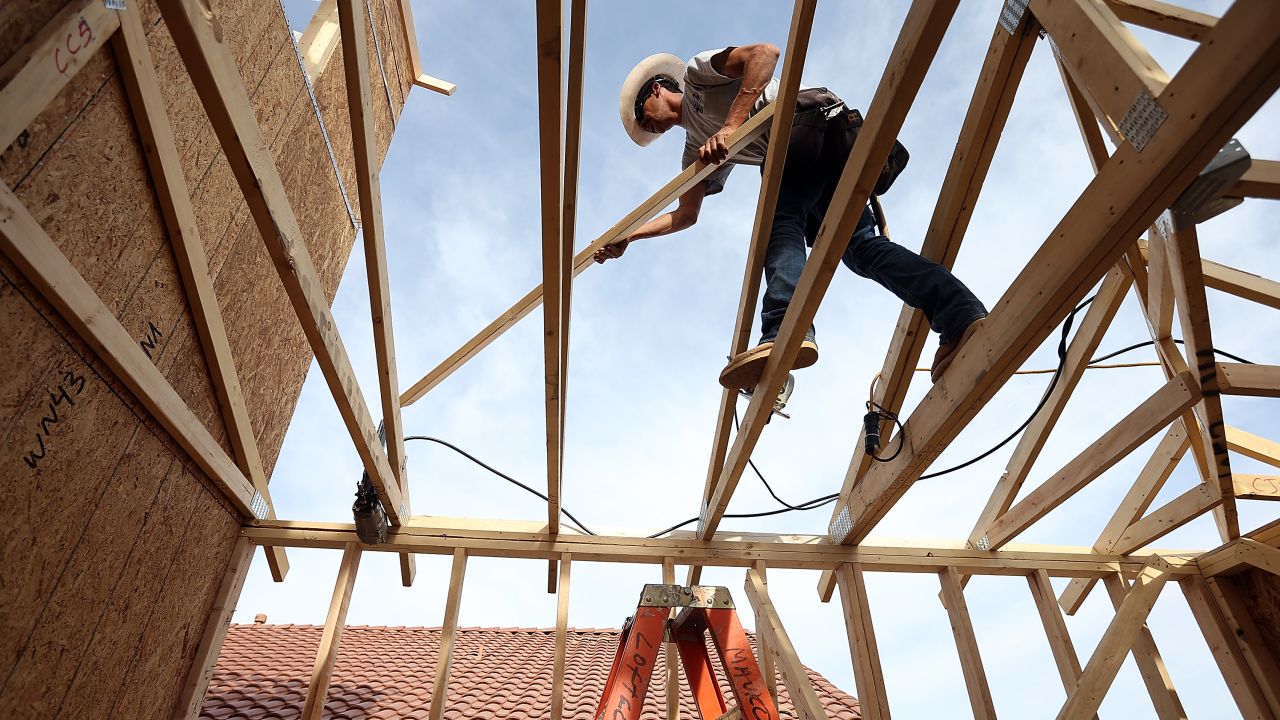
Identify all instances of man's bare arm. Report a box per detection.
[699,43,780,164]
[594,180,707,263]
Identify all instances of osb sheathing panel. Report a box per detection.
[1239,569,1280,661]
[0,0,410,717]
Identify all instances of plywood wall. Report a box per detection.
[0,1,411,717]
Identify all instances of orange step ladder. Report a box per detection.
[595,584,779,720]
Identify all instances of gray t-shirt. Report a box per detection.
[681,48,780,196]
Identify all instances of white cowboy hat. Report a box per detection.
[619,52,685,147]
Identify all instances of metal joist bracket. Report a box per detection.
[829,506,852,544]
[999,0,1030,35]
[1118,89,1167,152]
[249,490,270,520]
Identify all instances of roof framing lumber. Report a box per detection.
[389,0,456,95]
[661,558,681,718]
[1226,425,1280,470]
[336,0,415,582]
[834,564,890,720]
[1102,0,1217,42]
[699,0,817,566]
[1027,569,1094,718]
[1179,574,1278,719]
[1234,474,1280,501]
[397,105,776,406]
[0,183,258,515]
[752,561,780,705]
[701,0,961,540]
[1203,575,1280,714]
[818,9,1038,600]
[157,0,404,523]
[827,0,1280,547]
[1100,571,1186,718]
[301,542,362,720]
[298,0,341,80]
[1058,558,1176,720]
[111,2,290,579]
[1057,423,1189,614]
[939,566,997,720]
[1229,158,1280,200]
[241,519,1202,576]
[967,266,1132,549]
[982,371,1200,550]
[1200,538,1280,578]
[1217,362,1280,398]
[0,0,120,153]
[429,548,468,720]
[1033,0,1170,148]
[1161,212,1239,538]
[171,537,255,720]
[1179,254,1280,310]
[533,0,574,535]
[1113,482,1221,554]
[743,568,827,720]
[550,553,572,720]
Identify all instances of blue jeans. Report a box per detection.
[759,93,987,347]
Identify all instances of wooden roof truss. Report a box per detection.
[2,0,1279,718]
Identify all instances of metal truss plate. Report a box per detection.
[999,0,1030,34]
[249,490,270,520]
[696,502,710,537]
[975,534,991,551]
[104,0,126,10]
[829,506,852,544]
[1118,89,1167,152]
[638,584,735,609]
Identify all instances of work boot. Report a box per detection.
[930,315,986,383]
[718,338,819,391]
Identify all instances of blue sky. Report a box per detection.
[244,1,1278,716]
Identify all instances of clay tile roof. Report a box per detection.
[201,624,861,719]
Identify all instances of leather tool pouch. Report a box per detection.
[847,108,911,195]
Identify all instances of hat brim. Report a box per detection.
[619,53,685,147]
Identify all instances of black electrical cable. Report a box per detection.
[406,325,1257,539]
[404,435,598,536]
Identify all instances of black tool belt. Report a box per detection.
[791,87,911,195]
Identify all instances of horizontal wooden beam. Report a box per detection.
[241,519,1203,575]
[1199,538,1280,577]
[828,0,1280,546]
[1234,474,1280,501]
[1217,362,1280,397]
[1228,158,1280,199]
[413,73,456,96]
[398,105,776,405]
[159,0,403,522]
[0,183,258,516]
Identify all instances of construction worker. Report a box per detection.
[595,45,989,388]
